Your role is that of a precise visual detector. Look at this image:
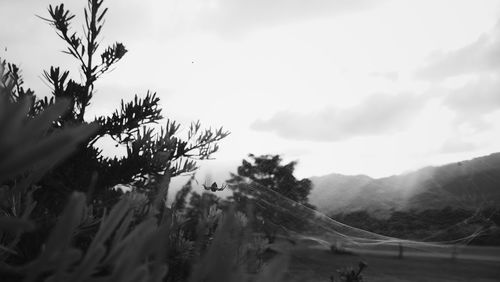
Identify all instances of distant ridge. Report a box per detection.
[310,152,500,216]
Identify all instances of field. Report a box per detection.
[284,246,500,281]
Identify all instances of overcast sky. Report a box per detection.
[2,0,500,179]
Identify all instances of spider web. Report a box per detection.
[235,177,491,255]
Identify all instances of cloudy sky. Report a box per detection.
[2,0,500,180]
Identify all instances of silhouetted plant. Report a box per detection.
[0,91,286,281]
[0,1,300,281]
[1,187,288,282]
[331,261,367,282]
[1,0,229,272]
[0,62,99,263]
[228,154,314,242]
[1,0,229,220]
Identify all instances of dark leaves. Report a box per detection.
[45,4,75,35]
[0,98,99,186]
[41,0,127,122]
[98,92,162,142]
[100,42,128,71]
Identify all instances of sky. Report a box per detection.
[2,0,500,181]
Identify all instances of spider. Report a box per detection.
[202,181,227,192]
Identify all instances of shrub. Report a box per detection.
[331,261,367,282]
[18,0,229,218]
[0,1,291,281]
[1,0,229,266]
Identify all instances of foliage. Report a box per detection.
[0,86,288,281]
[331,261,367,282]
[0,1,312,281]
[2,0,229,219]
[330,207,500,245]
[0,0,231,275]
[0,62,99,262]
[1,189,289,282]
[228,154,314,242]
[229,154,312,204]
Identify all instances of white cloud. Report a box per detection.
[417,21,500,80]
[194,0,380,37]
[251,92,426,142]
[444,74,500,117]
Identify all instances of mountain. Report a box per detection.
[310,153,500,216]
[308,173,373,213]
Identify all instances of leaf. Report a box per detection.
[0,122,98,183]
[0,217,34,235]
[24,193,86,282]
[69,246,106,282]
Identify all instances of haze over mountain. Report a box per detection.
[310,152,500,217]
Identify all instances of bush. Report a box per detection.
[0,1,294,281]
[0,80,288,281]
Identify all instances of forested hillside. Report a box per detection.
[311,153,500,216]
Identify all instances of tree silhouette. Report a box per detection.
[227,154,314,241]
[3,0,229,217]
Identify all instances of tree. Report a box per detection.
[2,0,229,218]
[228,154,313,204]
[227,154,314,241]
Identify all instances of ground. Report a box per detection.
[284,247,500,282]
